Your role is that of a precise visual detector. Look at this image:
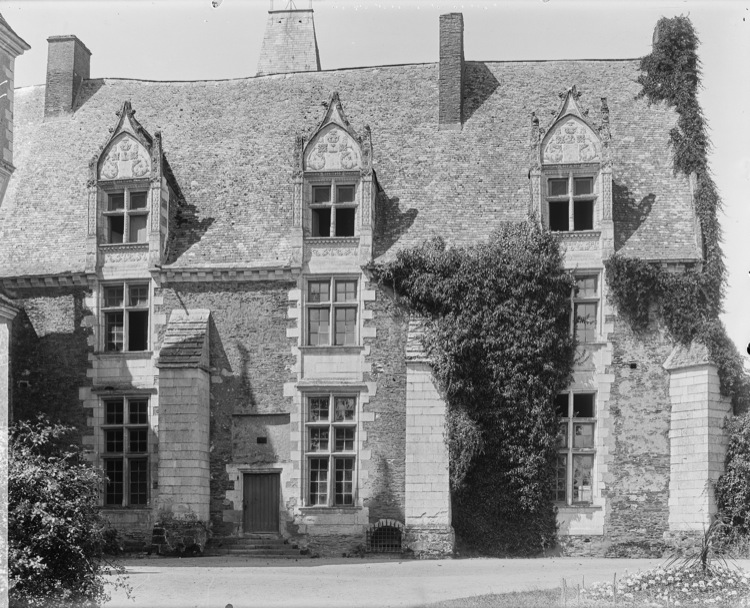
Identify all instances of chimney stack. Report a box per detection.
[439,13,464,131]
[44,35,91,118]
[256,8,321,76]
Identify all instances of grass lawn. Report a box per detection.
[419,589,561,608]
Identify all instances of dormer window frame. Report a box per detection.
[305,172,359,239]
[99,180,151,246]
[543,164,600,234]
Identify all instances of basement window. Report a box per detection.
[367,525,402,553]
[102,282,150,352]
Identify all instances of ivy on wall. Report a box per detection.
[605,16,748,411]
[373,223,576,555]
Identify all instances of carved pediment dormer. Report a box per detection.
[86,101,177,273]
[529,86,614,257]
[294,92,375,269]
[300,92,372,176]
[541,87,602,166]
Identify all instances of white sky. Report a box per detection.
[2,0,749,359]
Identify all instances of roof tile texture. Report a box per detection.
[0,60,700,278]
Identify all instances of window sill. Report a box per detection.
[96,351,154,359]
[99,506,151,511]
[99,242,149,251]
[300,506,362,514]
[553,230,601,239]
[298,345,365,354]
[306,237,360,245]
[556,504,602,513]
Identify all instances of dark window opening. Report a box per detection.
[105,460,124,506]
[555,393,569,418]
[549,202,569,231]
[105,429,123,453]
[129,400,148,424]
[312,208,331,237]
[109,216,124,244]
[368,526,402,553]
[335,208,355,237]
[573,393,595,418]
[573,200,594,231]
[129,459,148,505]
[128,311,149,351]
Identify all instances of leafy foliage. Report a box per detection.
[606,16,748,412]
[374,223,575,555]
[716,414,750,539]
[8,416,129,608]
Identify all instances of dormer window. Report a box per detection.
[310,181,357,237]
[104,187,149,244]
[546,173,596,232]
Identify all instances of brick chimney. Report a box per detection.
[439,13,464,131]
[256,8,321,76]
[44,35,91,118]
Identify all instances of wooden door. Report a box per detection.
[243,473,280,533]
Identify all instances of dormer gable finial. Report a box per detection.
[300,91,371,175]
[90,100,159,183]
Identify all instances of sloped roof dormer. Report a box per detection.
[540,86,603,166]
[301,92,372,174]
[85,101,180,272]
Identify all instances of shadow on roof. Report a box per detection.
[166,198,216,265]
[612,182,655,253]
[464,62,500,125]
[75,79,106,112]
[374,192,418,259]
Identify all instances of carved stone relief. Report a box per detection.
[543,118,601,164]
[602,172,613,220]
[100,245,150,266]
[99,134,151,180]
[304,125,361,171]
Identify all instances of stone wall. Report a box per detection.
[362,282,408,524]
[157,367,210,521]
[667,363,731,531]
[403,360,453,558]
[602,315,674,557]
[10,288,93,432]
[156,281,296,534]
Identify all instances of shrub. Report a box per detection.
[8,416,129,608]
[716,413,750,540]
[374,223,575,555]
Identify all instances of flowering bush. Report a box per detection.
[580,565,750,606]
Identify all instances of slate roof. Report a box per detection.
[0,59,701,278]
[663,342,711,371]
[157,309,210,370]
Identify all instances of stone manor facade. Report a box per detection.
[0,9,732,557]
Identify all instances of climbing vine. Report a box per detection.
[606,16,748,411]
[373,223,576,555]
